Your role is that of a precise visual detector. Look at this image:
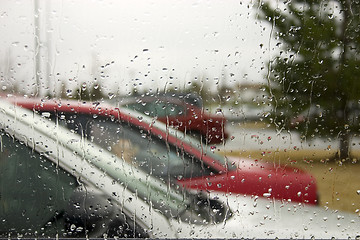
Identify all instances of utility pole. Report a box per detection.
[46,0,52,97]
[34,0,41,96]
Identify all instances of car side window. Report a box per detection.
[0,132,78,237]
[150,101,185,117]
[126,101,185,117]
[87,117,213,179]
[50,113,213,179]
[125,102,147,114]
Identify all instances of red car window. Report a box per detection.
[48,112,216,179]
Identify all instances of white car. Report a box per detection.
[0,99,359,238]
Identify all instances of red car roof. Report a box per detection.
[9,96,227,171]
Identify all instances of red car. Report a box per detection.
[12,97,318,205]
[115,95,228,144]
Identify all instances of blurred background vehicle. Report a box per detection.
[0,97,230,238]
[111,93,228,144]
[13,96,317,205]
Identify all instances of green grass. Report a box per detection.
[221,149,360,214]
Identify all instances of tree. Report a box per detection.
[257,0,360,160]
[73,82,105,101]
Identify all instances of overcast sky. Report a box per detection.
[0,0,273,96]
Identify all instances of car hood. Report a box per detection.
[179,156,318,205]
[171,193,360,239]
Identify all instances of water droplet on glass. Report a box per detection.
[108,92,115,99]
[263,193,271,197]
[70,224,76,231]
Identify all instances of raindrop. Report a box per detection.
[42,112,51,118]
[70,224,76,231]
[215,108,223,114]
[108,93,115,99]
[263,193,271,197]
[66,89,72,97]
[356,190,360,195]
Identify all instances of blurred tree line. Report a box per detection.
[257,0,360,160]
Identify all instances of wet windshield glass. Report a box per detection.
[3,0,360,238]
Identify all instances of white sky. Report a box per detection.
[0,0,274,96]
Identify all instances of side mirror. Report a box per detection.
[179,192,232,225]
